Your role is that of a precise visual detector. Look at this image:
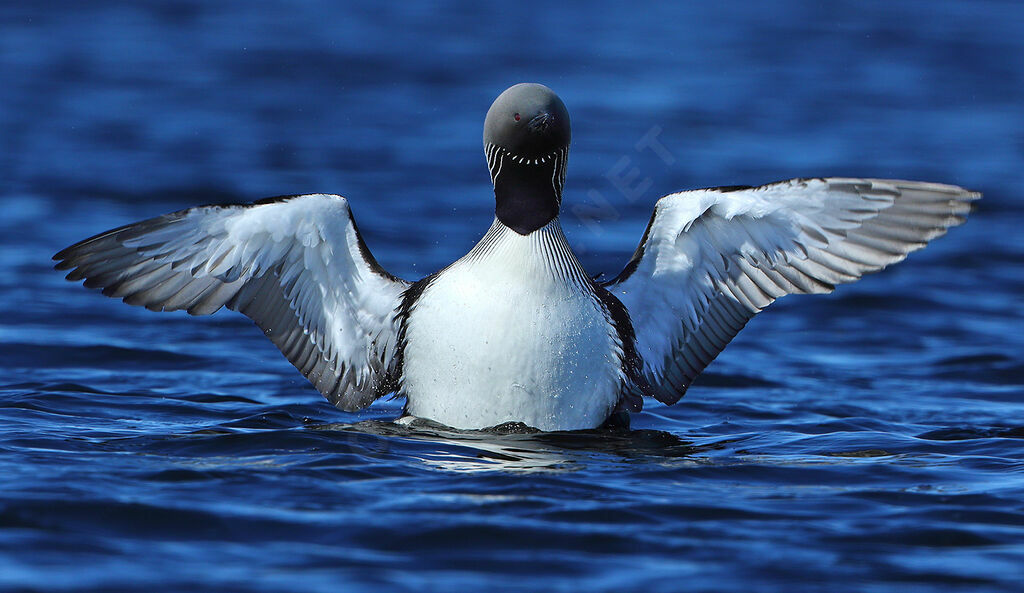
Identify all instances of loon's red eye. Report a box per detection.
[513,113,520,121]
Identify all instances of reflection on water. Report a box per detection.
[2,0,1023,591]
[311,419,700,473]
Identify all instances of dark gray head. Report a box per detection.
[483,83,571,235]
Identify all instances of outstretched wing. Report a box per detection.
[605,178,979,405]
[54,193,410,411]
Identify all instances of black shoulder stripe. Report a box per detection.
[346,207,403,283]
[604,202,659,287]
[592,282,649,412]
[389,273,439,394]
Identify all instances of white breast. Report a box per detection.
[400,218,624,431]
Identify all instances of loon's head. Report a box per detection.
[483,83,571,235]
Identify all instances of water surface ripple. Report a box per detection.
[2,2,1023,592]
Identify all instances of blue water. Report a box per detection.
[2,1,1023,591]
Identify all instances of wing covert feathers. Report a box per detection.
[607,178,979,404]
[55,194,408,411]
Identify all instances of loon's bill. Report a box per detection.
[55,83,979,431]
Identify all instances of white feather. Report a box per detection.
[607,178,979,404]
[55,193,408,411]
[401,218,622,431]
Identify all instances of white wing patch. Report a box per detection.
[55,193,409,411]
[606,178,979,404]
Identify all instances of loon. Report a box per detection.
[54,83,979,431]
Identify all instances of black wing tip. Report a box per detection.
[53,245,89,272]
[653,384,688,406]
[53,238,91,265]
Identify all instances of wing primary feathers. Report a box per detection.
[54,193,409,412]
[609,177,978,405]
